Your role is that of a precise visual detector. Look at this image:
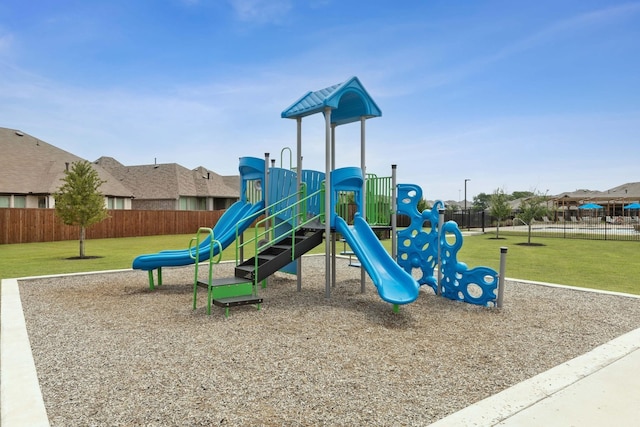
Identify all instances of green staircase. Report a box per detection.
[191,228,262,317]
[193,186,324,317]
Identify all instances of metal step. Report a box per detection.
[234,228,323,282]
[212,295,263,308]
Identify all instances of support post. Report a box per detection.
[497,247,508,308]
[437,208,445,295]
[331,123,337,288]
[324,107,332,299]
[264,152,270,289]
[391,164,397,261]
[360,116,366,294]
[296,117,303,292]
[264,152,270,241]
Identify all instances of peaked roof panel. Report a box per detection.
[281,76,381,126]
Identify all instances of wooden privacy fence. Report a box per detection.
[0,208,225,244]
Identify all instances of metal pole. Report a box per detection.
[497,246,508,308]
[264,152,270,240]
[296,117,303,292]
[464,178,470,230]
[324,108,332,299]
[261,152,270,289]
[331,123,337,288]
[360,116,366,294]
[437,208,445,295]
[239,158,244,263]
[391,164,397,261]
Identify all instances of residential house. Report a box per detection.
[94,157,239,210]
[1,127,240,211]
[0,127,133,209]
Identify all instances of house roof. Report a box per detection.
[95,157,238,200]
[222,175,240,193]
[601,182,640,200]
[281,76,382,126]
[553,184,640,203]
[0,127,132,197]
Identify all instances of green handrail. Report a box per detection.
[190,227,223,313]
[235,186,325,282]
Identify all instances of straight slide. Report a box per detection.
[335,215,419,305]
[132,200,264,271]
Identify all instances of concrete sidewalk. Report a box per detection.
[430,326,640,426]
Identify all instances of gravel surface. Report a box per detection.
[19,255,640,426]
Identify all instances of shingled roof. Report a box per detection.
[94,157,238,200]
[553,184,640,203]
[0,127,132,197]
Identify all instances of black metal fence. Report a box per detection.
[398,211,640,242]
[497,217,640,242]
[397,211,491,230]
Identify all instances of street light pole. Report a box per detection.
[464,178,470,229]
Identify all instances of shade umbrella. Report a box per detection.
[579,202,603,210]
[579,202,603,220]
[623,202,640,210]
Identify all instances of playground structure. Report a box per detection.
[132,76,501,315]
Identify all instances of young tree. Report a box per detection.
[516,191,550,244]
[446,203,460,212]
[54,160,109,258]
[417,198,431,213]
[512,190,534,200]
[472,192,491,211]
[490,188,512,238]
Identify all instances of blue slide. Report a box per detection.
[335,214,420,305]
[132,200,264,271]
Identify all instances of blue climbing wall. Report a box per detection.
[396,183,499,307]
[397,183,441,291]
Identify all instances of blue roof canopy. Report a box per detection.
[281,76,382,126]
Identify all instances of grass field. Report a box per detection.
[1,231,638,295]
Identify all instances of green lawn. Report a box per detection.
[455,234,640,295]
[1,231,638,295]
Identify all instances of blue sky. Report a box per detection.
[1,0,639,202]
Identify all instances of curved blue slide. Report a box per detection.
[132,200,264,271]
[335,214,420,305]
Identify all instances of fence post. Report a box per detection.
[497,246,508,308]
